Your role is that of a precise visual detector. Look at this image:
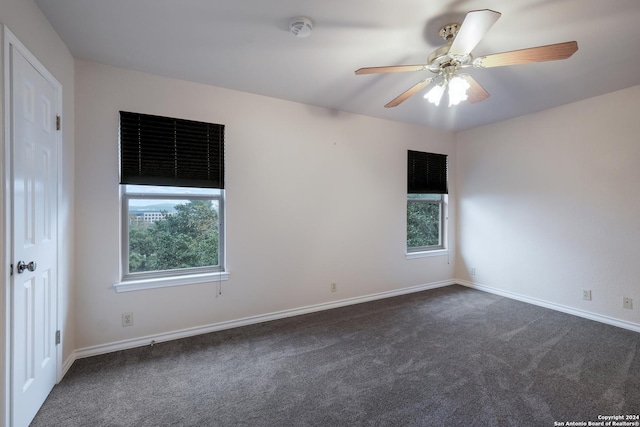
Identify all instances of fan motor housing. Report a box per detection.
[427,45,472,73]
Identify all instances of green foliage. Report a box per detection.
[129,200,219,273]
[407,201,440,248]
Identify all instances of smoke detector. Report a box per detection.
[289,17,313,38]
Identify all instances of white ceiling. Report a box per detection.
[35,0,640,131]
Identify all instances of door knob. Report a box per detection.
[16,260,37,274]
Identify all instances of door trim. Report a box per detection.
[2,25,64,426]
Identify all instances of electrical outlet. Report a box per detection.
[582,289,592,301]
[470,267,476,276]
[623,297,633,310]
[122,312,133,327]
[331,282,337,292]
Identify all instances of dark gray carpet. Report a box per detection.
[31,285,640,426]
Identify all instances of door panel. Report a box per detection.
[10,43,58,427]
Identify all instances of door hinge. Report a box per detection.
[56,115,61,131]
[55,330,61,345]
[9,264,13,276]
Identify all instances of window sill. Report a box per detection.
[405,249,449,260]
[114,271,230,293]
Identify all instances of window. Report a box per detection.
[407,150,447,253]
[118,111,226,285]
[122,185,224,279]
[407,194,444,251]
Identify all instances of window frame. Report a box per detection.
[119,185,227,288]
[406,193,446,254]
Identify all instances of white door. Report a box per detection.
[9,42,59,427]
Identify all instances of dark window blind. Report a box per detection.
[119,111,225,189]
[407,150,448,194]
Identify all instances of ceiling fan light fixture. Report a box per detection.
[424,70,470,107]
[424,82,445,106]
[448,75,470,107]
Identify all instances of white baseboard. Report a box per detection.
[458,279,640,333]
[74,279,456,360]
[59,351,75,381]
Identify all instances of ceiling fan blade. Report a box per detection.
[474,41,578,68]
[449,9,501,56]
[355,65,428,75]
[384,78,434,108]
[462,75,489,103]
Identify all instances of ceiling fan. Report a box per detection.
[355,9,578,108]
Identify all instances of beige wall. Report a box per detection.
[0,0,75,423]
[74,59,456,350]
[456,85,640,328]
